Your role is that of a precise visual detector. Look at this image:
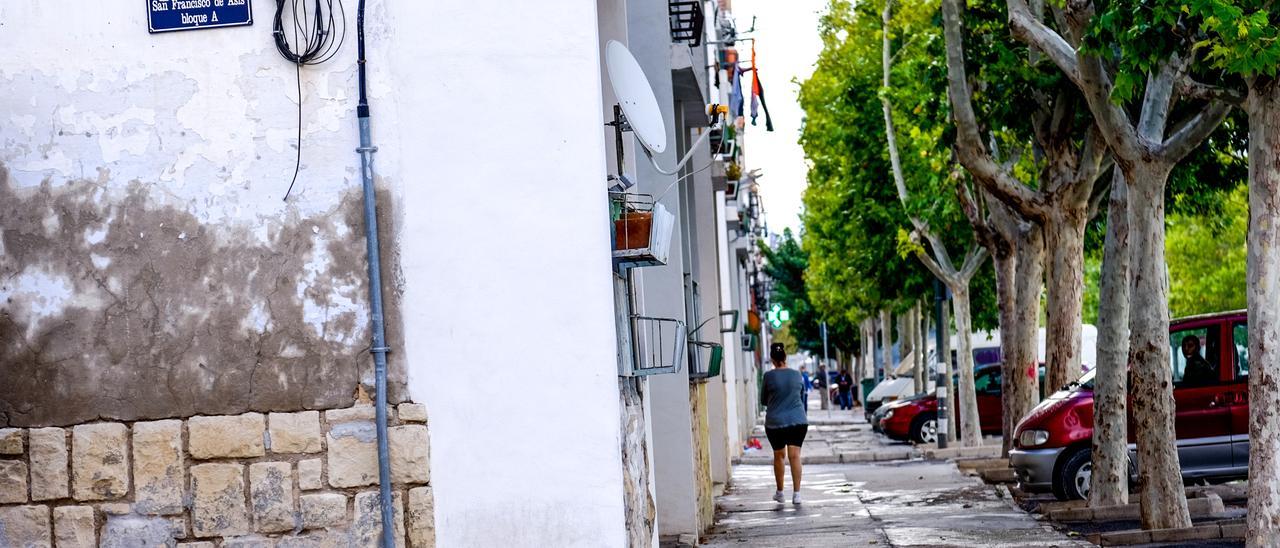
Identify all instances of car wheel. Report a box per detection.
[1054,448,1091,501]
[910,413,938,444]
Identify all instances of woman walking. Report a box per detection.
[760,342,808,504]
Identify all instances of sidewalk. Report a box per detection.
[707,409,1086,547]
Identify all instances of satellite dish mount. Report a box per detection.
[604,40,721,183]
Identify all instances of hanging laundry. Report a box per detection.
[755,74,775,132]
[748,41,774,131]
[728,63,744,119]
[750,42,760,125]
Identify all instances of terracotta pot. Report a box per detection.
[614,211,653,250]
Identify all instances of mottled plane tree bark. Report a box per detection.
[1001,0,1231,529]
[939,0,1108,402]
[1244,80,1280,546]
[1089,170,1131,507]
[1161,2,1280,540]
[955,180,1042,456]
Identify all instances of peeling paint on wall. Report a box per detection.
[0,2,407,427]
[0,168,406,427]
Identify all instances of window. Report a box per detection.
[972,347,1001,367]
[1170,326,1220,387]
[974,368,1001,394]
[1234,322,1248,379]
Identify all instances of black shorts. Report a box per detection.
[764,424,808,451]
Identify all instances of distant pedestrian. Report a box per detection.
[800,365,813,409]
[815,364,830,410]
[835,369,854,410]
[760,342,808,505]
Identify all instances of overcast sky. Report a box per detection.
[730,0,827,235]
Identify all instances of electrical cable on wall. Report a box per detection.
[273,0,346,201]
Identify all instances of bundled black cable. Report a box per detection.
[275,0,346,200]
[273,0,345,65]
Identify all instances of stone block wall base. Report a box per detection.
[0,402,436,547]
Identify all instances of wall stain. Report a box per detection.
[0,165,406,427]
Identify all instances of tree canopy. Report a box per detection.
[799,0,999,332]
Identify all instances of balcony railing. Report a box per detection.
[669,1,705,46]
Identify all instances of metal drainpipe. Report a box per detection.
[354,1,395,546]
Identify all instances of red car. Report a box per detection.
[1010,311,1249,500]
[875,363,1006,444]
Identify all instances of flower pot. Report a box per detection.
[615,211,653,251]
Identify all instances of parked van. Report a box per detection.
[1010,311,1248,500]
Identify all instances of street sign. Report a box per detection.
[148,0,253,34]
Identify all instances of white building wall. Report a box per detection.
[393,0,628,546]
[715,190,743,460]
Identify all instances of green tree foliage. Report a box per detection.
[1081,181,1246,324]
[1167,183,1248,317]
[800,0,997,332]
[758,229,824,354]
[800,0,929,327]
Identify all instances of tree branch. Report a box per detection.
[1004,0,1080,83]
[942,0,1047,220]
[912,245,953,283]
[1137,57,1182,142]
[959,244,990,280]
[881,0,916,215]
[1072,29,1144,164]
[1086,163,1112,219]
[955,174,994,246]
[1178,77,1246,107]
[922,228,960,274]
[1161,101,1232,164]
[1075,123,1111,192]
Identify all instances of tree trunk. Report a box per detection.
[881,309,893,382]
[868,317,876,378]
[1246,78,1280,546]
[993,250,1020,456]
[1013,222,1044,405]
[904,306,920,393]
[952,285,982,446]
[868,317,878,382]
[1090,170,1131,507]
[1044,203,1089,393]
[1125,161,1191,530]
[919,300,930,394]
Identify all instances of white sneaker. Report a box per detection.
[792,493,802,505]
[772,491,785,503]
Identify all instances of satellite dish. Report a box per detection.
[605,40,667,154]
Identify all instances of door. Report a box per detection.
[1228,320,1251,469]
[974,367,1002,434]
[1168,323,1235,476]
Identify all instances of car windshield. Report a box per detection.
[1075,368,1096,390]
